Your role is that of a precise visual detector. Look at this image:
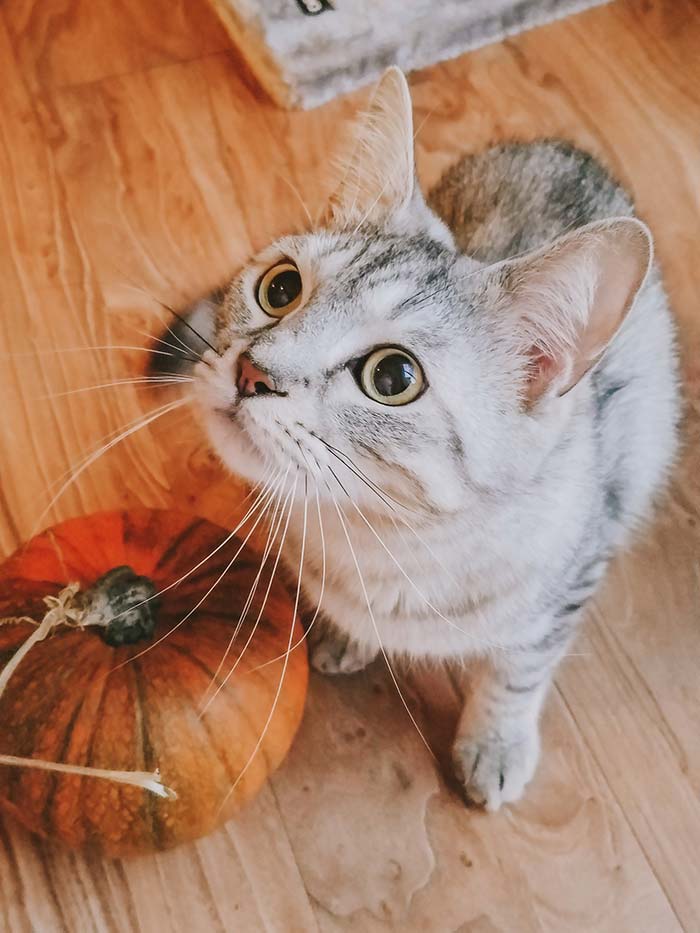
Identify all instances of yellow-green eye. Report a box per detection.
[359,347,424,406]
[256,261,303,318]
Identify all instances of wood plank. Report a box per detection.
[271,668,681,931]
[1,0,699,929]
[5,0,230,91]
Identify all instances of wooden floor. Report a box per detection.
[1,0,700,929]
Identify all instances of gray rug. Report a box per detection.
[210,0,609,109]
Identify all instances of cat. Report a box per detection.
[152,67,680,809]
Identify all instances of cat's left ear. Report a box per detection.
[328,67,415,228]
[494,217,653,405]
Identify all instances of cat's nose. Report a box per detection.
[236,354,280,397]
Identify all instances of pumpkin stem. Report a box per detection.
[0,754,176,800]
[80,566,159,647]
[0,572,175,802]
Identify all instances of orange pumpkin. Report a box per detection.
[0,509,308,856]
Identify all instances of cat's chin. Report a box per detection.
[201,406,268,487]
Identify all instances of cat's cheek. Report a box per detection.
[411,458,468,514]
[191,375,264,483]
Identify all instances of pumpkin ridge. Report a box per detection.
[172,606,280,640]
[75,654,114,848]
[46,528,100,582]
[0,577,65,598]
[1,632,104,810]
[38,656,106,837]
[130,659,162,851]
[151,518,210,574]
[154,543,262,597]
[0,619,39,660]
[155,640,272,798]
[160,639,269,751]
[167,615,296,695]
[122,509,188,576]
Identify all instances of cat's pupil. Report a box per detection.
[373,354,416,396]
[267,269,302,309]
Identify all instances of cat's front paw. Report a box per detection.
[308,625,378,675]
[453,722,540,811]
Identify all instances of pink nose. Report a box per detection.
[236,354,278,397]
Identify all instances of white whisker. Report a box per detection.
[198,467,293,707]
[110,469,290,664]
[122,283,219,358]
[321,442,403,513]
[2,344,187,360]
[249,478,327,673]
[32,396,188,535]
[39,376,192,400]
[388,514,462,590]
[46,401,190,493]
[197,472,296,713]
[214,471,303,816]
[136,329,195,359]
[325,478,435,759]
[327,465,509,653]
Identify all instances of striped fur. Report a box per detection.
[160,71,680,809]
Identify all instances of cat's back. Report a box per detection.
[428,140,633,261]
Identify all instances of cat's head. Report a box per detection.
[194,68,652,516]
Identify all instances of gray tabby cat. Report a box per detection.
[157,68,680,809]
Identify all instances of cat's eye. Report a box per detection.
[358,347,425,406]
[256,261,303,318]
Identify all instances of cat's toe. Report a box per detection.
[309,629,377,675]
[453,725,540,811]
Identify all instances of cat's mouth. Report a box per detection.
[225,402,324,477]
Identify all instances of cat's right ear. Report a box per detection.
[487,217,652,406]
[328,67,416,229]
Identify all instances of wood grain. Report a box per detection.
[1,0,699,929]
[4,0,230,91]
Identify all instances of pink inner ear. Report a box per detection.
[516,218,651,407]
[526,348,563,405]
[582,246,644,356]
